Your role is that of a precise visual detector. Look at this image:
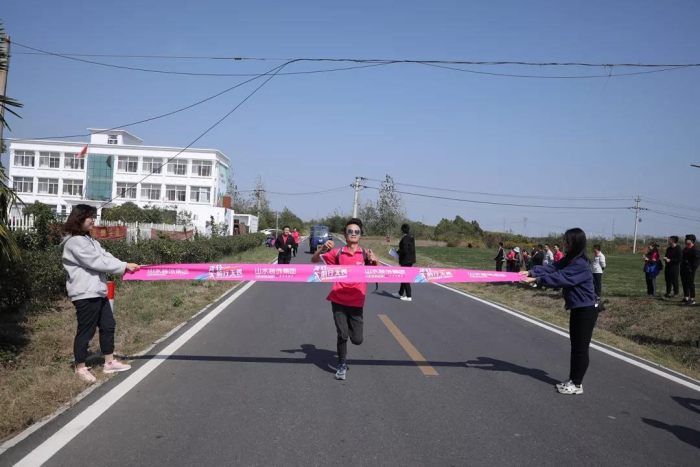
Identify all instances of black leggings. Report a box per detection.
[569,306,598,385]
[592,273,603,298]
[331,302,364,363]
[398,283,412,298]
[73,297,116,364]
[664,264,679,295]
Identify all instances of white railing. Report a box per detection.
[8,215,35,231]
[96,220,195,243]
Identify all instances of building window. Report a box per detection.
[13,150,35,167]
[165,185,187,202]
[39,152,61,169]
[37,178,59,195]
[116,182,137,199]
[142,157,163,174]
[167,159,187,176]
[63,179,84,197]
[13,176,33,193]
[117,156,138,173]
[107,134,118,145]
[190,186,211,203]
[141,183,161,201]
[64,153,85,170]
[191,160,212,177]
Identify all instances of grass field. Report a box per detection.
[0,245,276,442]
[361,238,700,381]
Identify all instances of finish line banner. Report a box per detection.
[123,263,521,284]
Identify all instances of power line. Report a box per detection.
[12,41,396,77]
[266,186,350,196]
[360,185,633,210]
[101,60,291,207]
[362,177,630,201]
[12,41,700,80]
[643,208,700,223]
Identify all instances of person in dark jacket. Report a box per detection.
[663,236,682,298]
[393,223,416,301]
[531,245,545,267]
[521,228,598,395]
[494,242,505,271]
[275,225,295,264]
[680,234,699,306]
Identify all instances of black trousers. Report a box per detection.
[645,273,657,296]
[73,297,115,364]
[592,273,603,298]
[664,264,679,295]
[278,252,292,264]
[331,302,364,363]
[292,244,298,257]
[681,268,697,299]
[569,306,598,385]
[496,261,503,272]
[399,262,413,297]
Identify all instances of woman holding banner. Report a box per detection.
[520,228,598,395]
[61,204,140,383]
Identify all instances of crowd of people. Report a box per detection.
[495,234,699,306]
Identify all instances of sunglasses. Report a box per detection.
[345,229,361,235]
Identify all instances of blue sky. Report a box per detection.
[2,0,699,237]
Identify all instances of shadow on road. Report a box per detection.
[465,356,560,385]
[671,396,700,415]
[642,417,700,449]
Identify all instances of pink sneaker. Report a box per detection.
[103,360,132,374]
[75,366,97,383]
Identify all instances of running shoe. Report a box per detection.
[335,362,348,380]
[75,366,97,383]
[400,296,412,302]
[103,360,132,374]
[557,381,583,395]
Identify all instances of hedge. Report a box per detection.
[0,233,266,315]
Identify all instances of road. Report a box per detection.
[2,239,699,466]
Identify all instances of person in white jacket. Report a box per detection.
[61,204,140,383]
[591,244,606,299]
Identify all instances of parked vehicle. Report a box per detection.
[309,225,332,253]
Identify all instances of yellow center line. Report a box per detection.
[378,314,439,376]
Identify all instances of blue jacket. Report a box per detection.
[531,255,597,310]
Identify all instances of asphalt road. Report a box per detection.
[2,239,699,466]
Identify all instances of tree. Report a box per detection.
[0,24,23,261]
[375,175,404,236]
[23,201,59,244]
[358,201,379,235]
[278,207,303,230]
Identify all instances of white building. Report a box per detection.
[7,129,234,234]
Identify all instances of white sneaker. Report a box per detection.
[391,293,403,299]
[75,366,97,383]
[400,296,412,302]
[555,380,571,390]
[557,381,583,395]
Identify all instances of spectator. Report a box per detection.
[543,244,554,265]
[494,241,505,271]
[643,241,662,297]
[393,223,416,302]
[275,225,295,264]
[522,249,531,271]
[61,204,140,384]
[553,244,564,263]
[663,236,682,298]
[532,244,545,267]
[521,228,598,395]
[506,247,521,272]
[591,244,606,299]
[680,234,699,306]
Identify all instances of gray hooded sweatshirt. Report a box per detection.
[61,235,127,301]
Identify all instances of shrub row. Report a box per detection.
[0,233,266,315]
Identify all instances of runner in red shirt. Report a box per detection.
[291,228,300,257]
[311,218,378,380]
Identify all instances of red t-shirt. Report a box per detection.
[292,231,300,243]
[321,246,368,308]
[553,250,564,262]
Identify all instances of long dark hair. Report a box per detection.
[63,204,97,236]
[559,227,588,268]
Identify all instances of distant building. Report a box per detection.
[8,129,234,234]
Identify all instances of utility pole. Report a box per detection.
[275,211,278,233]
[352,176,362,218]
[632,195,641,253]
[0,35,10,150]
